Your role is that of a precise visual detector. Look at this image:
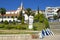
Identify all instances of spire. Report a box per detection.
[20,2,23,10]
[21,2,23,7]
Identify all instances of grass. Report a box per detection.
[0,30,39,34]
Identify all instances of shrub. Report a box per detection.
[44,19,50,28]
[0,24,5,28]
[34,14,45,23]
[16,26,21,30]
[21,16,24,24]
[3,20,9,24]
[16,26,27,30]
[12,20,16,24]
[15,24,28,30]
[33,26,37,30]
[53,14,58,20]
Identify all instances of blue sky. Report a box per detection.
[0,0,60,11]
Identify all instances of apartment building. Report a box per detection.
[45,7,60,20]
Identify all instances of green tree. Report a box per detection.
[34,14,39,22]
[34,6,40,22]
[53,14,58,20]
[3,20,9,24]
[44,18,50,28]
[17,11,24,24]
[26,8,32,16]
[34,13,45,23]
[0,8,6,22]
[39,14,45,23]
[34,13,50,28]
[37,6,40,20]
[18,11,22,20]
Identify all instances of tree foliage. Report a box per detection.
[3,20,9,24]
[26,8,32,16]
[53,14,58,20]
[34,13,50,29]
[0,8,6,15]
[18,11,22,20]
[0,8,6,22]
[17,11,24,24]
[34,13,45,23]
[44,18,50,28]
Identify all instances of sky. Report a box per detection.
[0,0,60,11]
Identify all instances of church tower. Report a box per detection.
[20,2,23,10]
[17,2,24,13]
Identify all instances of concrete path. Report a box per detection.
[0,34,60,40]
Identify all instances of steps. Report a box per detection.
[49,22,60,34]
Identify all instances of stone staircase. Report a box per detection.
[49,22,60,34]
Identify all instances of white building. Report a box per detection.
[34,10,44,15]
[0,2,44,22]
[0,2,25,22]
[45,7,60,19]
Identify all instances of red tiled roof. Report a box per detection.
[6,10,16,12]
[0,14,19,17]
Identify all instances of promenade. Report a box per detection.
[0,34,60,40]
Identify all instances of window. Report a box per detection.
[48,8,52,10]
[47,14,53,16]
[9,20,12,23]
[15,16,17,18]
[11,16,13,18]
[8,16,10,18]
[3,16,6,18]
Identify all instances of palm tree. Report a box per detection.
[0,8,6,22]
[26,8,32,16]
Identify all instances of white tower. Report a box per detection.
[17,2,23,13]
[20,2,23,10]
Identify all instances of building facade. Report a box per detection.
[0,2,44,22]
[45,7,60,20]
[0,2,25,22]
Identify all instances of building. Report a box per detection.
[0,2,25,22]
[34,10,45,15]
[0,2,44,22]
[57,9,60,18]
[45,7,60,20]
